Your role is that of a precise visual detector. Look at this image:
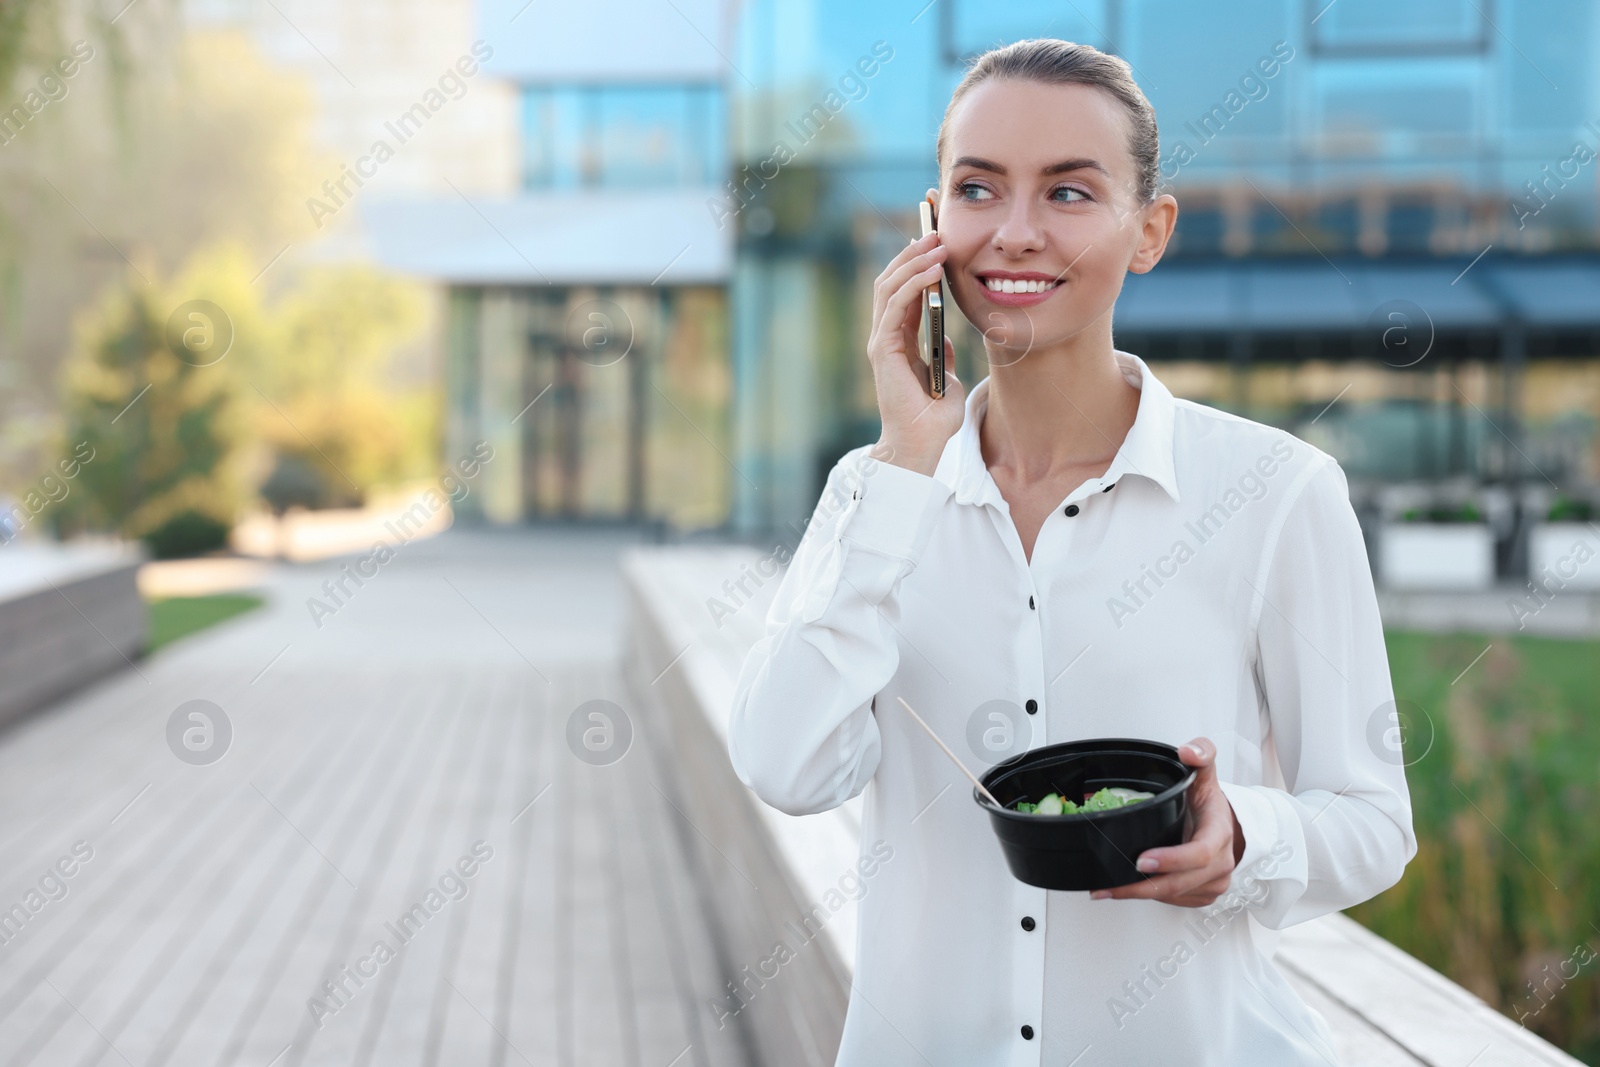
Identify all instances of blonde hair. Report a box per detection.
[935,38,1161,206]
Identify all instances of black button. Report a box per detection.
[852,490,859,500]
[1028,595,1035,610]
[1020,915,1035,931]
[1064,504,1080,516]
[1025,699,1037,714]
[1103,482,1115,492]
[1021,1024,1034,1040]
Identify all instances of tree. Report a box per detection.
[54,246,253,555]
[54,242,435,552]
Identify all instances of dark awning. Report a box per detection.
[1115,255,1599,335]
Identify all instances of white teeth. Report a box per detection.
[984,277,1058,294]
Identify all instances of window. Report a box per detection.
[1173,206,1225,257]
[521,83,725,190]
[1386,198,1437,254]
[1313,198,1361,251]
[1309,0,1487,56]
[943,0,1108,65]
[1250,199,1292,252]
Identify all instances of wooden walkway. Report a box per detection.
[0,529,752,1067]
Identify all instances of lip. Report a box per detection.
[974,269,1066,307]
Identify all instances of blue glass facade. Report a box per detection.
[422,0,1597,537]
[720,0,1600,539]
[727,0,1599,253]
[520,83,726,190]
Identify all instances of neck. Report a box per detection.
[978,321,1140,482]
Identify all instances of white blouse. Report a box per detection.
[726,350,1418,1066]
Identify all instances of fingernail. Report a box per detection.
[1090,890,1110,900]
[1137,856,1158,872]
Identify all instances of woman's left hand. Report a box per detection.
[1090,736,1245,906]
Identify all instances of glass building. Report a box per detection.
[724,0,1600,546]
[367,0,1600,547]
[364,0,737,531]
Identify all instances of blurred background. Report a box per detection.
[0,0,1597,1064]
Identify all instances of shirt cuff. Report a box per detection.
[1216,779,1306,916]
[837,454,952,565]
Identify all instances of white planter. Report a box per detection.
[1528,522,1600,591]
[1380,523,1495,590]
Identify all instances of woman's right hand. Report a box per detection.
[865,231,966,477]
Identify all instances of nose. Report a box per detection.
[992,195,1046,257]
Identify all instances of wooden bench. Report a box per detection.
[0,542,145,730]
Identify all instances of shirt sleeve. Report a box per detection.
[1217,453,1419,929]
[726,447,953,816]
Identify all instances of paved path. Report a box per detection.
[0,528,750,1067]
[1376,582,1600,636]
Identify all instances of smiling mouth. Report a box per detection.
[981,277,1061,294]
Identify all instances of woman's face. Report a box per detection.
[935,78,1176,364]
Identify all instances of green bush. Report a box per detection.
[1547,496,1595,523]
[259,452,338,513]
[1400,501,1483,523]
[140,508,232,559]
[1348,632,1600,1063]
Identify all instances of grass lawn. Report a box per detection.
[1346,629,1600,1063]
[146,593,265,653]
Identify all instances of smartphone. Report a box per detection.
[918,201,946,399]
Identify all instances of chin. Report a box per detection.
[974,306,1049,352]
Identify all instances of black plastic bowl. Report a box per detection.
[974,738,1196,892]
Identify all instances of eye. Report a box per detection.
[1051,185,1092,203]
[957,181,995,201]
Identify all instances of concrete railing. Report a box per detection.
[0,541,146,730]
[621,544,1585,1067]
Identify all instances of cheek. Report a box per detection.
[1060,219,1135,279]
[936,234,980,290]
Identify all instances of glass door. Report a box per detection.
[521,288,646,519]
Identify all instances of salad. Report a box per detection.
[1012,786,1154,815]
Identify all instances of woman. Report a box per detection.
[727,37,1416,1066]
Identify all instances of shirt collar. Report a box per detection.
[935,349,1181,507]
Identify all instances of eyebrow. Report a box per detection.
[951,155,1112,179]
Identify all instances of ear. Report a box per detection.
[1128,194,1179,275]
[924,187,939,227]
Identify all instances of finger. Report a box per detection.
[1177,739,1219,828]
[876,265,934,377]
[1178,737,1216,767]
[1136,803,1231,873]
[1110,840,1234,896]
[871,235,937,326]
[877,245,947,314]
[876,238,934,316]
[874,239,943,303]
[874,232,939,288]
[897,273,925,340]
[1102,865,1222,901]
[879,262,945,348]
[896,289,948,379]
[1135,835,1223,875]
